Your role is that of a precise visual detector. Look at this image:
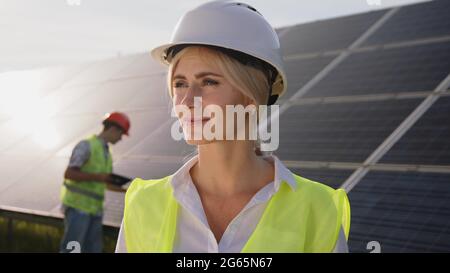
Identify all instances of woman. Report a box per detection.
[116,0,350,253]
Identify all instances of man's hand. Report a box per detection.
[106,183,127,193]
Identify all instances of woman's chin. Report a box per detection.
[184,138,216,146]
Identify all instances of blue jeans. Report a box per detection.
[59,206,103,253]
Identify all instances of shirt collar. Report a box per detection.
[271,154,298,191]
[170,154,298,193]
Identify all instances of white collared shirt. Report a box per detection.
[115,155,348,253]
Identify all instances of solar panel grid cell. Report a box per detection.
[348,171,450,252]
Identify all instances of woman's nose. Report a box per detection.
[180,83,201,108]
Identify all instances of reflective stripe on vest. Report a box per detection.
[123,175,351,253]
[63,181,103,201]
[61,135,112,215]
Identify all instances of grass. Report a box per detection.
[0,215,118,253]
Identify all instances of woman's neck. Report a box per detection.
[190,141,274,198]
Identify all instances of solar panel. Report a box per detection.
[0,119,35,153]
[348,170,450,252]
[0,84,100,153]
[0,85,101,153]
[0,156,68,212]
[121,74,171,108]
[125,118,196,158]
[0,64,87,96]
[275,27,288,36]
[113,158,182,182]
[0,65,88,121]
[62,55,140,87]
[380,96,450,165]
[278,98,422,162]
[110,52,166,79]
[61,77,151,115]
[282,56,335,100]
[1,114,102,157]
[280,9,386,56]
[363,0,450,46]
[0,154,49,193]
[108,109,170,157]
[103,191,125,227]
[304,40,450,98]
[287,167,353,189]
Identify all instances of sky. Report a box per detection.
[0,0,430,72]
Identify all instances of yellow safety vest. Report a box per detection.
[61,135,112,215]
[123,174,351,252]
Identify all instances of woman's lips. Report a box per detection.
[182,117,211,125]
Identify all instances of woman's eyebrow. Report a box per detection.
[195,72,223,78]
[173,74,186,81]
[173,72,223,80]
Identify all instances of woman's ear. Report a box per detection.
[244,97,257,107]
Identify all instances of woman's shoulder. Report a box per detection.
[288,172,345,201]
[126,175,173,195]
[271,155,338,195]
[290,172,334,191]
[289,172,350,223]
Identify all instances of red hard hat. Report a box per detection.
[103,112,130,135]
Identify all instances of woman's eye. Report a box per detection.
[203,79,219,86]
[174,81,188,88]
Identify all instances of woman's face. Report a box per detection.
[171,48,253,145]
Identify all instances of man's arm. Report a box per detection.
[64,167,110,183]
[64,140,110,183]
[65,140,127,191]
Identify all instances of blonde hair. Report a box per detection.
[166,46,271,156]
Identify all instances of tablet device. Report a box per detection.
[109,173,132,186]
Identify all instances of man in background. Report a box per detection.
[59,112,130,253]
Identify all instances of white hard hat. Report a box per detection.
[150,0,287,105]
